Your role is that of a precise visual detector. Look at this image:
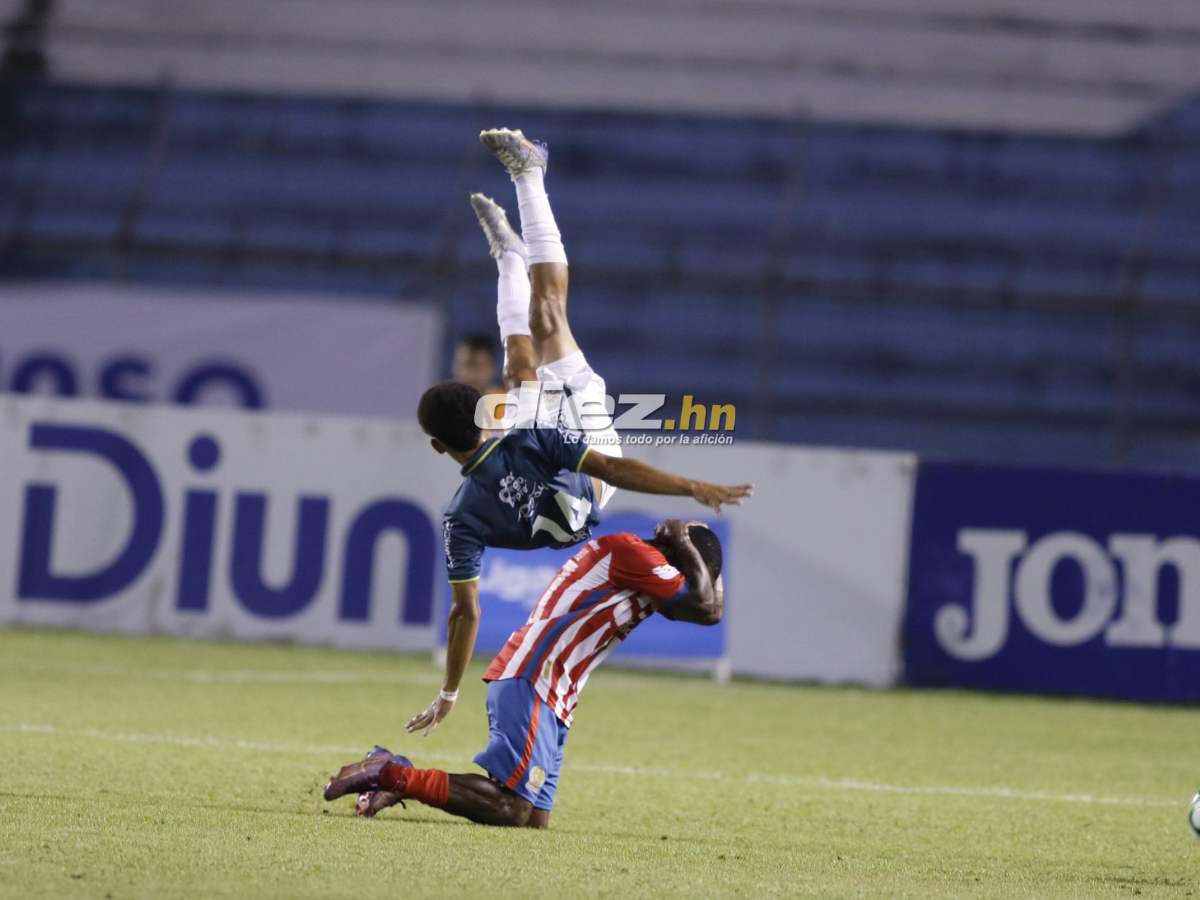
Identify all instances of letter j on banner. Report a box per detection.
[904,461,1200,704]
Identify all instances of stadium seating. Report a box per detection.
[2,83,1199,468]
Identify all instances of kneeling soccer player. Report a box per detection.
[324,519,723,828]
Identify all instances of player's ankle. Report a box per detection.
[378,762,410,792]
[393,768,450,808]
[513,166,546,192]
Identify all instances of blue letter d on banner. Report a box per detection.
[18,424,165,603]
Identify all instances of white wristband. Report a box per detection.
[439,689,459,702]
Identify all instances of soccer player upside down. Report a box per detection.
[405,128,752,739]
[324,518,723,828]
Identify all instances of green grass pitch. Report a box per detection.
[1,628,1198,898]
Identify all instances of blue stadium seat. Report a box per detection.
[3,82,1200,467]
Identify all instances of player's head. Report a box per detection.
[655,522,723,580]
[452,333,498,393]
[685,524,723,580]
[418,380,483,455]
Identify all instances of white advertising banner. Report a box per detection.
[0,395,459,651]
[602,442,917,687]
[0,396,916,685]
[0,284,443,418]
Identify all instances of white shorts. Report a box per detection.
[508,349,622,509]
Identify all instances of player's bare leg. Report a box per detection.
[325,749,545,828]
[359,774,542,827]
[478,128,580,368]
[480,128,614,496]
[441,773,544,828]
[502,338,539,393]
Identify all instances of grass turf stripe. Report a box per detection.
[1,721,1178,809]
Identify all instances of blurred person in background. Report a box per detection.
[452,333,504,396]
[452,332,507,431]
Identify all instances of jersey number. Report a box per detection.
[531,491,593,543]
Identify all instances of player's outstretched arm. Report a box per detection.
[580,452,753,514]
[406,580,480,737]
[652,519,725,625]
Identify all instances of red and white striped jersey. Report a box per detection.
[482,532,687,726]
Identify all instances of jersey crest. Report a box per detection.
[498,473,529,508]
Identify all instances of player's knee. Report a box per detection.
[524,811,549,829]
[502,339,539,391]
[497,791,535,827]
[503,358,532,391]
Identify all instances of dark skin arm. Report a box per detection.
[406,579,480,736]
[580,451,753,515]
[651,520,725,626]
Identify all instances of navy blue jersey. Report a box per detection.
[443,427,600,582]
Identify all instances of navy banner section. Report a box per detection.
[904,462,1200,703]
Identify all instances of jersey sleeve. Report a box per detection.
[608,535,688,601]
[443,515,485,583]
[531,426,592,476]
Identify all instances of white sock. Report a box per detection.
[513,167,568,267]
[496,250,531,340]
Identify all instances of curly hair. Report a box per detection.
[687,525,723,580]
[417,380,483,453]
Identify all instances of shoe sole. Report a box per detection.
[479,127,548,175]
[469,192,525,259]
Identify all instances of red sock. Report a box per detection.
[380,764,450,808]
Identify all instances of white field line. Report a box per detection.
[0,661,442,686]
[0,722,460,762]
[7,661,1197,728]
[0,661,724,691]
[0,722,1179,809]
[1,665,1189,734]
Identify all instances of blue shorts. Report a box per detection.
[473,678,568,811]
